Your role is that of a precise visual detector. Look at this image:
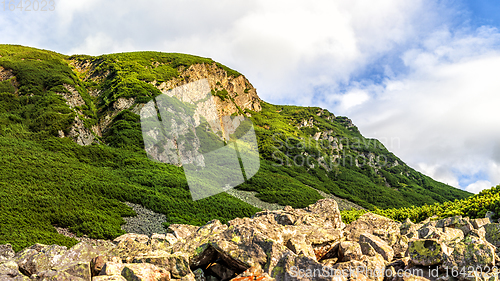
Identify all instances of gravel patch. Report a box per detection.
[225,189,284,211]
[121,202,168,236]
[55,227,111,243]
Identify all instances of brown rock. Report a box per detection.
[121,263,170,281]
[345,212,401,243]
[408,239,449,266]
[91,256,106,277]
[92,276,127,281]
[167,224,199,240]
[338,241,363,262]
[0,244,15,262]
[359,233,394,261]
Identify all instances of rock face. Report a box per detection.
[2,200,500,281]
[64,60,262,147]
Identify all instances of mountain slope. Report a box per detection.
[0,45,471,250]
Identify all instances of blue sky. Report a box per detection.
[1,0,500,193]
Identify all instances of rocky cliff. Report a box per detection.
[1,199,499,281]
[63,58,262,146]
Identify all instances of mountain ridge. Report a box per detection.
[0,44,471,251]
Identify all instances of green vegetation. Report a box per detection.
[341,185,500,224]
[0,45,255,251]
[0,44,474,250]
[246,102,471,210]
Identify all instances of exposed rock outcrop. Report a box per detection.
[65,59,262,147]
[2,201,500,281]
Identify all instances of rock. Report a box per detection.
[443,236,495,269]
[121,263,170,281]
[484,223,500,249]
[230,266,274,281]
[208,262,237,280]
[359,242,378,257]
[303,199,345,229]
[408,239,449,266]
[278,253,336,281]
[418,226,464,245]
[345,212,401,243]
[192,268,205,281]
[112,239,154,263]
[92,276,127,281]
[332,254,386,281]
[392,235,410,258]
[91,256,106,277]
[338,241,363,262]
[9,199,500,281]
[472,218,492,229]
[149,234,176,250]
[50,261,92,281]
[359,233,394,261]
[486,211,496,221]
[113,234,149,245]
[285,234,316,260]
[100,263,125,276]
[435,216,473,235]
[15,244,68,276]
[0,244,15,262]
[0,260,28,280]
[400,220,421,240]
[34,270,86,281]
[167,224,200,240]
[132,253,191,279]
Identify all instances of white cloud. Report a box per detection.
[340,26,500,189]
[466,180,493,194]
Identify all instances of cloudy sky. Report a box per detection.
[2,0,500,193]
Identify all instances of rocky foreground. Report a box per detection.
[1,199,500,281]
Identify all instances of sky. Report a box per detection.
[1,0,500,193]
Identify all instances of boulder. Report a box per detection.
[99,262,125,276]
[408,239,450,266]
[132,253,191,279]
[0,244,15,262]
[337,241,363,262]
[92,276,127,281]
[435,216,473,235]
[472,218,492,229]
[285,234,316,260]
[113,234,149,245]
[443,236,495,269]
[0,260,29,280]
[303,199,345,229]
[121,263,170,281]
[229,266,274,281]
[484,223,500,249]
[359,233,394,261]
[331,254,386,281]
[167,224,199,240]
[344,212,401,244]
[15,244,68,276]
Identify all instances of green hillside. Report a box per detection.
[0,44,472,251]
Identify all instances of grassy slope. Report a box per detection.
[244,102,472,210]
[0,44,472,250]
[0,45,258,251]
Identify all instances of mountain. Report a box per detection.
[0,45,471,251]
